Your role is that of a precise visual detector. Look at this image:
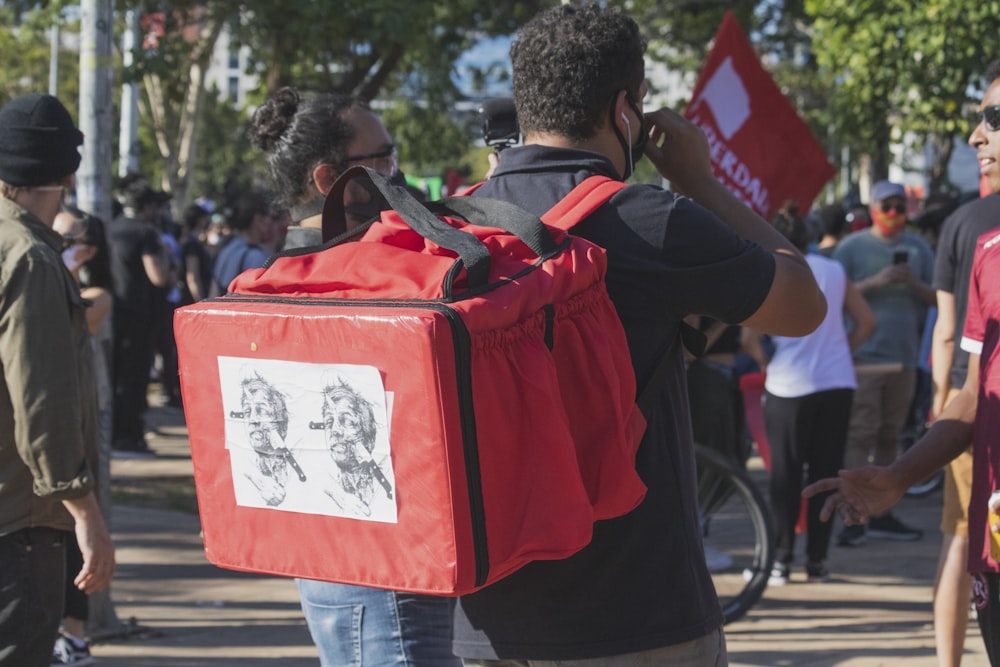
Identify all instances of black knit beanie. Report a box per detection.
[0,93,83,187]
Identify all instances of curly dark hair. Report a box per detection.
[511,4,646,141]
[249,87,370,211]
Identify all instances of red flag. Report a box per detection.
[684,11,834,219]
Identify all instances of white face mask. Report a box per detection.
[61,246,83,272]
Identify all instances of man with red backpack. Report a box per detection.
[453,5,826,664]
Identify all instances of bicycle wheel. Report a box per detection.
[695,443,774,625]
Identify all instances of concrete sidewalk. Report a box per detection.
[89,405,990,666]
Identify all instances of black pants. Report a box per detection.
[113,311,156,449]
[764,388,853,564]
[63,533,87,622]
[687,359,747,466]
[0,527,67,667]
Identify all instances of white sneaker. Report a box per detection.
[51,634,94,667]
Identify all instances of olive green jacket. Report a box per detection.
[0,197,97,536]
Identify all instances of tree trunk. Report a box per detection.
[140,9,226,211]
[174,17,227,212]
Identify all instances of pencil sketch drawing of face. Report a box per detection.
[320,377,391,516]
[240,371,291,506]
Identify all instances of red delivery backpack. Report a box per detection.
[174,167,647,595]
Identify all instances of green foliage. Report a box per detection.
[230,0,554,103]
[0,3,79,111]
[806,0,1000,185]
[190,88,266,202]
[623,0,761,79]
[381,98,475,177]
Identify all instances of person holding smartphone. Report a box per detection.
[831,180,936,547]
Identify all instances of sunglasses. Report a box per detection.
[978,105,1000,132]
[880,202,906,214]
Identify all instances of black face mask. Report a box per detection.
[344,169,409,224]
[609,93,648,181]
[291,169,409,228]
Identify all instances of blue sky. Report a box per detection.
[454,35,513,97]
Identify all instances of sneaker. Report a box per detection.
[51,634,94,666]
[837,524,867,547]
[768,562,790,586]
[868,513,923,541]
[806,560,830,583]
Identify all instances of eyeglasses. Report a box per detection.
[978,105,1000,132]
[880,202,906,214]
[346,145,398,176]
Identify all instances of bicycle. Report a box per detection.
[695,442,775,625]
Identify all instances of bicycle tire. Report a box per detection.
[695,443,775,625]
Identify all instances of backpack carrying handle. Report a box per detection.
[323,166,492,288]
[430,197,561,260]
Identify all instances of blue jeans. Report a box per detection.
[296,579,461,667]
[0,527,67,667]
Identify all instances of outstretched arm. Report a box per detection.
[804,354,979,523]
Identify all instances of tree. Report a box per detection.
[0,3,80,110]
[805,0,1000,192]
[124,0,554,207]
[127,1,239,208]
[231,0,550,102]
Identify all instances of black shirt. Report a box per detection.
[452,145,775,659]
[933,194,1000,388]
[109,215,164,318]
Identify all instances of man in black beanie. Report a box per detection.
[0,93,115,666]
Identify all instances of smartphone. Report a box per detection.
[892,250,908,265]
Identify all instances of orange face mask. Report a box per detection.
[872,208,907,236]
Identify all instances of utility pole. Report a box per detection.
[49,24,60,96]
[118,6,141,178]
[78,0,114,225]
[79,0,129,639]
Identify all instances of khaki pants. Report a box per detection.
[844,369,917,469]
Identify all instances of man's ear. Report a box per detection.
[613,89,631,135]
[311,163,341,196]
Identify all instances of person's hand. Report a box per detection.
[861,265,904,290]
[485,152,500,180]
[887,262,914,284]
[930,388,948,423]
[642,108,714,195]
[802,464,906,525]
[72,512,115,594]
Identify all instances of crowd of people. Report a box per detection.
[3,2,1000,667]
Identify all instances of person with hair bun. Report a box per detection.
[249,87,402,249]
[249,87,460,666]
